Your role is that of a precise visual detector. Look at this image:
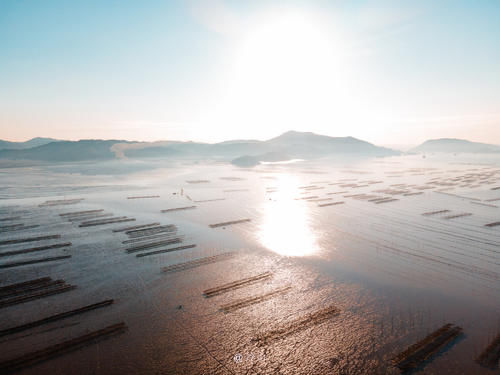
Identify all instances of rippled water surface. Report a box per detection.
[0,155,499,374]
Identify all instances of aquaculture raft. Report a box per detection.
[0,299,114,337]
[135,244,196,258]
[0,322,127,373]
[0,242,72,258]
[422,210,451,216]
[161,206,197,213]
[203,272,272,297]
[162,252,234,273]
[391,323,463,372]
[485,221,500,228]
[112,223,160,232]
[79,216,135,227]
[0,255,71,269]
[0,277,76,308]
[220,286,291,313]
[318,201,345,207]
[0,235,61,246]
[127,195,160,199]
[476,333,500,369]
[443,213,472,220]
[59,209,103,217]
[0,224,39,233]
[209,219,251,228]
[125,238,183,253]
[39,198,84,207]
[252,305,340,345]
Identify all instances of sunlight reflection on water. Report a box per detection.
[258,174,319,256]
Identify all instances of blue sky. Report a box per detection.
[1,0,499,146]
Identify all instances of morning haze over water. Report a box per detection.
[0,1,499,374]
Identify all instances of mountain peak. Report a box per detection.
[412,138,500,153]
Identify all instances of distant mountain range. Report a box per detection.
[410,138,500,154]
[0,137,59,150]
[116,131,399,164]
[0,140,128,162]
[1,133,499,165]
[0,131,399,164]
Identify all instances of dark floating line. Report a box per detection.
[374,198,399,204]
[392,323,463,372]
[301,187,324,191]
[39,198,84,207]
[471,201,498,208]
[443,213,472,220]
[0,283,76,308]
[161,206,197,213]
[422,209,451,216]
[136,244,196,258]
[0,217,22,222]
[209,219,251,228]
[0,235,61,246]
[220,177,245,181]
[0,255,72,269]
[295,196,319,200]
[67,213,113,222]
[125,224,176,236]
[127,195,160,199]
[0,224,25,230]
[434,191,481,201]
[0,277,52,294]
[220,286,291,312]
[126,238,183,253]
[122,233,177,244]
[0,322,127,373]
[44,198,84,204]
[476,333,500,369]
[0,243,71,258]
[80,216,128,225]
[59,209,104,217]
[162,252,235,273]
[318,201,345,207]
[0,280,65,299]
[0,299,114,338]
[127,229,178,239]
[0,225,40,233]
[203,272,272,298]
[403,192,424,196]
[194,198,226,203]
[485,221,500,228]
[79,217,135,227]
[252,305,340,346]
[113,222,160,232]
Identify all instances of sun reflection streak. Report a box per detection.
[258,174,319,256]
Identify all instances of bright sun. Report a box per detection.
[208,10,352,140]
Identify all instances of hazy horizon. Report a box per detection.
[3,131,500,154]
[2,1,500,146]
[2,3,500,374]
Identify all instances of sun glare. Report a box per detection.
[209,10,351,139]
[258,174,319,257]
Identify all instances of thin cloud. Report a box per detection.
[189,0,243,36]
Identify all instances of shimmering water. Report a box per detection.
[0,155,499,374]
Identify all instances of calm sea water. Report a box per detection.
[0,154,499,374]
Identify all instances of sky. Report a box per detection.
[1,0,500,147]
